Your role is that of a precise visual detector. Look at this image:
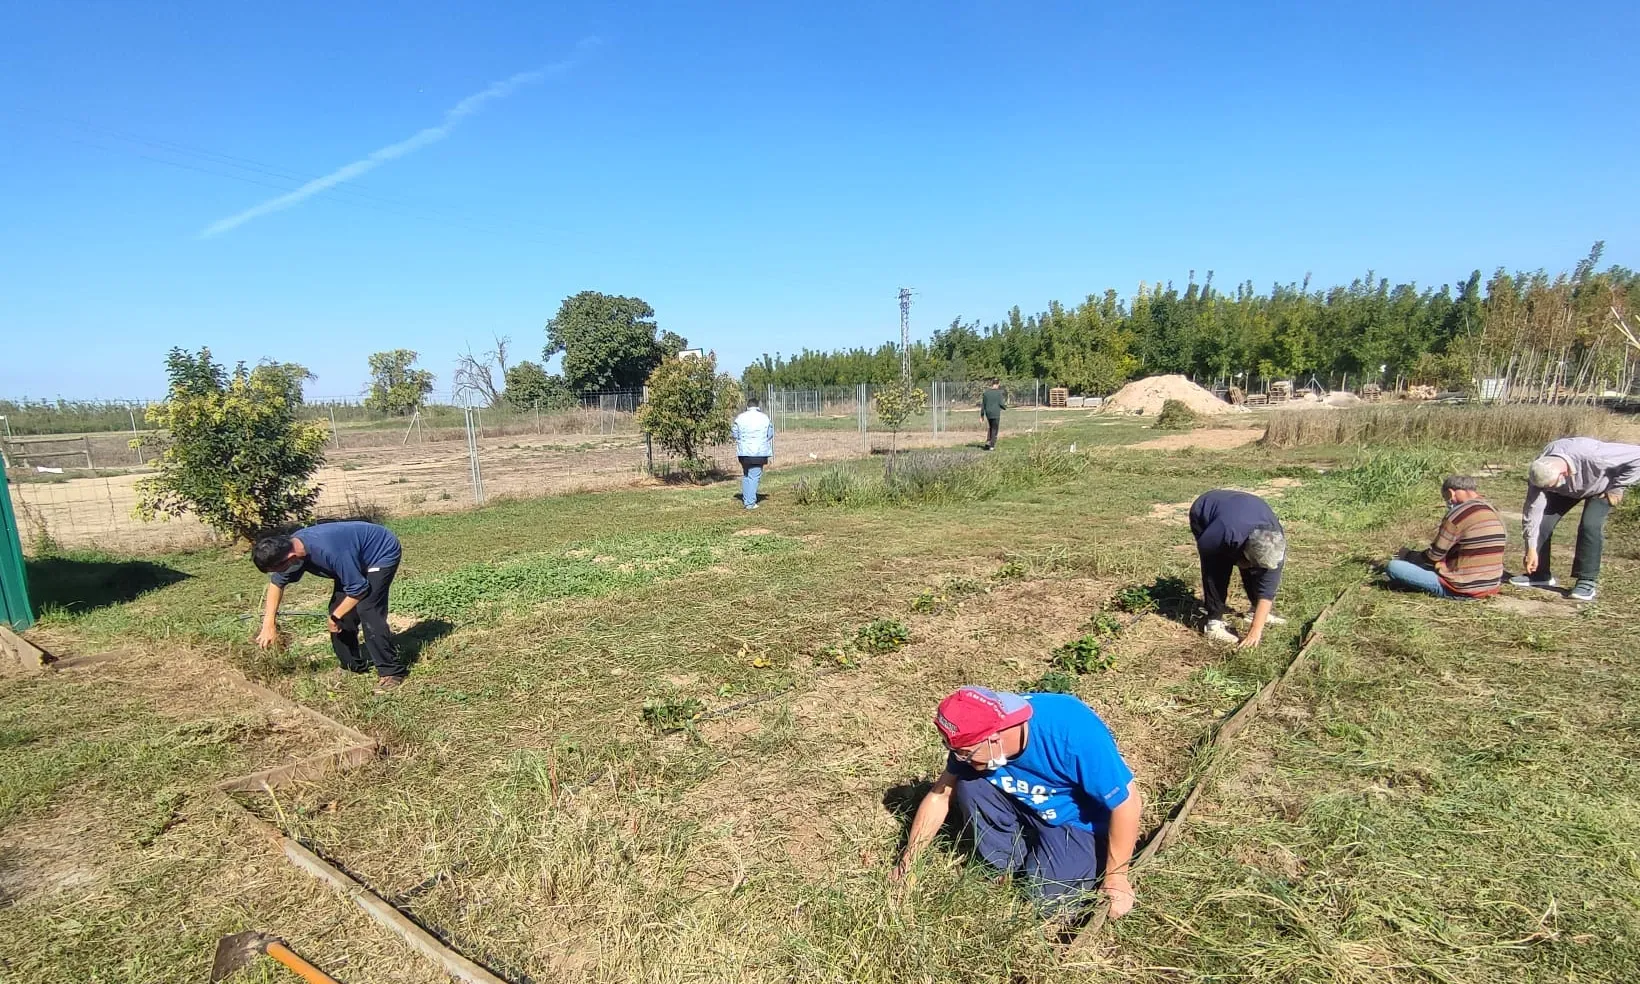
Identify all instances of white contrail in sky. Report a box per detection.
[200,40,598,238]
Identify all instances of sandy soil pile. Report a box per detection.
[1102,374,1237,415]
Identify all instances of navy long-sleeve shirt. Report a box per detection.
[269,521,402,599]
[1189,490,1284,601]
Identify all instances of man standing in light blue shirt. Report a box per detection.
[731,396,775,510]
[892,687,1142,917]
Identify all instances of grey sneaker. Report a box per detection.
[1568,581,1598,602]
[1508,574,1558,589]
[1203,619,1239,644]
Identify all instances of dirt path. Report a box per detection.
[11,427,1006,552]
[1127,427,1263,452]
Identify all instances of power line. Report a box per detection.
[898,287,914,382]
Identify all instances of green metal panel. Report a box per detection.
[0,477,33,630]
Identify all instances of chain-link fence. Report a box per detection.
[5,379,1062,553]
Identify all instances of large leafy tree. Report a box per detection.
[635,353,739,465]
[135,348,328,542]
[364,349,435,414]
[545,291,687,392]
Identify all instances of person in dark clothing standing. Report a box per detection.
[252,520,407,693]
[980,379,1007,450]
[1189,490,1287,648]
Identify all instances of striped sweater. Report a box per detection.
[1427,498,1507,597]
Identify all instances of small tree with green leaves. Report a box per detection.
[636,353,740,470]
[874,381,929,455]
[135,348,329,542]
[364,349,435,415]
[504,360,575,411]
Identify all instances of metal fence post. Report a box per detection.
[859,383,867,451]
[329,406,341,450]
[464,408,485,505]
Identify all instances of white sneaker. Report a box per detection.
[1204,620,1239,644]
[1508,574,1557,589]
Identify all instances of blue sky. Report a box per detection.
[3,0,1636,399]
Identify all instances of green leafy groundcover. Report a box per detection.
[396,530,795,621]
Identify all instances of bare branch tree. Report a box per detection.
[453,334,512,407]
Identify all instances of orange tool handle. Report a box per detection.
[264,941,342,984]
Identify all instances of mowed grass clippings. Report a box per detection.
[5,419,1638,982]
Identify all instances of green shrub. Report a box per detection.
[1154,399,1200,431]
[856,619,910,653]
[1051,635,1116,674]
[134,348,327,541]
[636,352,739,467]
[1025,669,1079,694]
[641,695,706,732]
[1086,612,1125,637]
[1112,585,1156,614]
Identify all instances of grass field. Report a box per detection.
[3,411,1638,983]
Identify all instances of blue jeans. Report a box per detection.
[951,774,1105,907]
[738,455,767,508]
[1385,558,1452,598]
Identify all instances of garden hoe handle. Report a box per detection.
[264,940,342,984]
[211,931,341,984]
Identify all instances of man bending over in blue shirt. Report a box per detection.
[892,687,1143,918]
[252,520,407,693]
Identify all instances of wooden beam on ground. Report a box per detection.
[0,624,50,674]
[215,743,381,794]
[1065,585,1354,952]
[217,792,507,984]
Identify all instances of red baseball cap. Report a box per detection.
[934,687,1033,748]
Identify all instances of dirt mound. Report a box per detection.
[1102,374,1237,416]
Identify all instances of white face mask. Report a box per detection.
[972,736,1009,771]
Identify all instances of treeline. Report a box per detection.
[742,246,1640,395]
[0,399,149,436]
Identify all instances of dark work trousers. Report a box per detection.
[328,565,404,678]
[1530,491,1612,583]
[985,415,1001,449]
[1198,557,1259,620]
[951,774,1105,907]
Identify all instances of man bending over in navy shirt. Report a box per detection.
[252,520,407,693]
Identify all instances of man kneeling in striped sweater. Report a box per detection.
[1385,475,1506,599]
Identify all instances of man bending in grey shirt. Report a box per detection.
[1512,437,1640,602]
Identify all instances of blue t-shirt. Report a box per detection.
[269,521,402,599]
[946,693,1134,833]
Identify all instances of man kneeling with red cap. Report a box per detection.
[892,686,1142,917]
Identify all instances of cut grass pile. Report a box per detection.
[1261,402,1622,449]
